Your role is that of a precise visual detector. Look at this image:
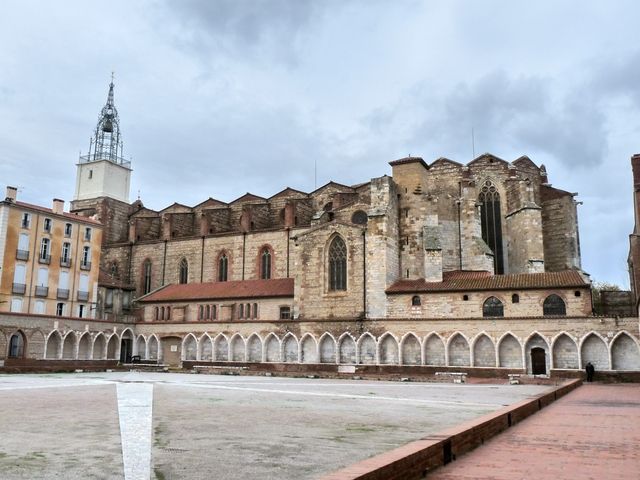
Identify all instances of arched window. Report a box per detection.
[483,296,504,317]
[411,295,421,306]
[179,258,188,284]
[212,305,217,320]
[110,261,118,277]
[143,260,152,294]
[543,294,566,316]
[198,305,204,320]
[8,332,25,358]
[160,307,165,320]
[205,305,210,319]
[166,307,171,320]
[478,180,504,274]
[218,253,228,282]
[253,303,258,319]
[328,236,347,291]
[260,248,271,280]
[351,210,368,225]
[239,303,244,319]
[512,293,520,303]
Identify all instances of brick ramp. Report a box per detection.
[321,380,582,480]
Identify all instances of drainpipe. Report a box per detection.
[200,236,205,282]
[161,240,167,285]
[286,228,291,277]
[242,232,246,280]
[362,229,367,319]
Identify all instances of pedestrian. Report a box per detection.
[585,361,595,382]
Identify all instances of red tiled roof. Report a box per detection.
[442,270,492,281]
[386,270,588,294]
[13,201,102,225]
[139,278,294,302]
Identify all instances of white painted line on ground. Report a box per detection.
[117,383,153,480]
[0,380,113,391]
[172,382,502,409]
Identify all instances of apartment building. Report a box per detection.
[0,186,102,318]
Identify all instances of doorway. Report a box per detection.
[160,337,182,366]
[531,347,547,375]
[120,338,133,363]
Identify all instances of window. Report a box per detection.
[105,289,114,308]
[123,292,131,310]
[328,236,347,291]
[56,302,64,316]
[64,223,72,237]
[43,218,52,233]
[110,261,118,277]
[205,305,210,319]
[483,296,504,317]
[239,303,244,319]
[81,246,91,268]
[478,180,504,274]
[78,305,85,318]
[543,294,566,316]
[88,169,93,179]
[21,213,31,229]
[199,305,204,320]
[212,305,217,320]
[512,293,520,304]
[411,295,421,306]
[160,307,165,320]
[279,306,291,319]
[179,258,188,284]
[143,260,152,294]
[155,307,159,321]
[351,210,368,225]
[34,300,45,314]
[84,227,92,241]
[260,248,271,280]
[166,307,171,320]
[462,294,469,301]
[61,242,71,265]
[218,253,228,282]
[574,290,581,297]
[40,238,50,262]
[10,298,23,313]
[8,333,24,358]
[253,303,258,319]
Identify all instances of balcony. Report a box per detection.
[38,255,51,265]
[34,286,49,297]
[57,288,69,300]
[60,257,72,268]
[77,290,89,302]
[15,249,29,261]
[80,261,92,271]
[12,283,26,294]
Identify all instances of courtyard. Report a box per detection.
[0,371,550,479]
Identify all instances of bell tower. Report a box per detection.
[73,77,132,203]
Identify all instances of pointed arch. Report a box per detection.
[300,334,318,364]
[62,331,77,359]
[328,235,347,291]
[77,332,91,360]
[120,328,135,341]
[259,246,273,280]
[543,294,566,316]
[142,258,152,294]
[92,333,106,360]
[338,333,356,364]
[282,333,299,363]
[265,333,280,362]
[580,332,609,370]
[378,332,399,365]
[135,335,147,359]
[147,334,159,360]
[551,332,578,369]
[213,334,229,361]
[423,333,445,366]
[106,334,119,360]
[7,330,27,359]
[179,258,189,284]
[483,296,504,317]
[247,333,263,362]
[478,179,504,274]
[230,334,246,362]
[198,333,213,361]
[400,333,421,365]
[45,330,62,359]
[447,332,471,367]
[28,330,45,359]
[498,332,522,368]
[611,332,640,370]
[357,333,377,364]
[217,251,229,282]
[472,333,496,367]
[319,333,337,364]
[182,333,198,361]
[525,332,550,374]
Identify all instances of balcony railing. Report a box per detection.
[38,255,51,265]
[80,261,92,271]
[34,286,49,297]
[60,257,72,268]
[57,288,69,300]
[16,249,29,261]
[77,291,89,302]
[12,283,26,294]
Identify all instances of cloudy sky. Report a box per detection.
[1,1,639,287]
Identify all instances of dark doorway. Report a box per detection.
[120,339,133,363]
[8,333,25,358]
[531,347,546,375]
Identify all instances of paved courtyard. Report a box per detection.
[0,372,550,479]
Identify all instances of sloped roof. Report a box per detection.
[388,156,429,169]
[386,270,588,294]
[229,193,267,204]
[540,185,576,202]
[138,278,294,302]
[13,201,102,225]
[268,187,309,200]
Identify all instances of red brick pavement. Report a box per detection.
[428,384,640,480]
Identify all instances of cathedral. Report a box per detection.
[1,81,639,375]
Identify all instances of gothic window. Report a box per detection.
[328,236,347,291]
[411,295,421,306]
[351,210,368,225]
[260,248,272,280]
[543,294,566,316]
[179,258,188,284]
[218,253,228,282]
[483,296,504,317]
[143,260,152,294]
[478,180,504,274]
[110,261,118,277]
[8,332,25,358]
[253,303,258,319]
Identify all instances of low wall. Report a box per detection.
[320,379,582,480]
[0,358,120,373]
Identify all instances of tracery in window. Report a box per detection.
[478,180,504,274]
[328,236,347,291]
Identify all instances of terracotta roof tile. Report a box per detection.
[387,270,588,294]
[139,278,294,302]
[12,201,102,225]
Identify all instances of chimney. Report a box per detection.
[52,198,65,215]
[5,186,17,202]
